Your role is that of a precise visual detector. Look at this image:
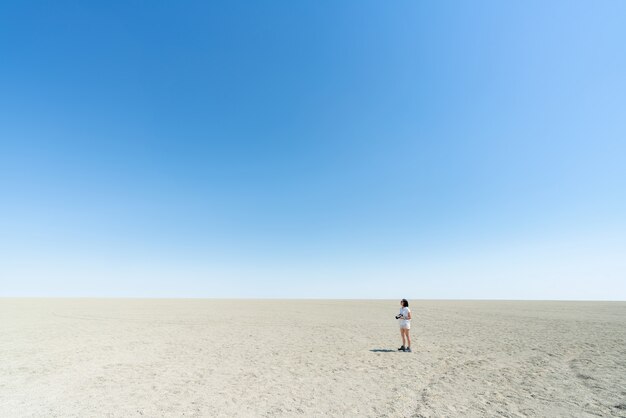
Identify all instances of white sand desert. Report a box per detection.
[1,299,625,417]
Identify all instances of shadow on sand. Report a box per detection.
[369,349,395,353]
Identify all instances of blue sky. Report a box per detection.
[1,1,625,299]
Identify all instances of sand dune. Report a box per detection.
[1,299,625,417]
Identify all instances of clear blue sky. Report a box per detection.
[1,1,625,299]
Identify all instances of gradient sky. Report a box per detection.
[1,1,625,299]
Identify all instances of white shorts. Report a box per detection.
[400,320,410,330]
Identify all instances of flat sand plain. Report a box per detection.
[1,299,625,417]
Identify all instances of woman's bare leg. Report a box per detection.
[400,329,406,347]
[406,330,411,348]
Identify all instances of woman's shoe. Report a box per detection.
[397,346,405,351]
[405,347,411,352]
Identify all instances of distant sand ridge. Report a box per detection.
[1,299,625,417]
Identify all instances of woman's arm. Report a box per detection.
[407,310,412,320]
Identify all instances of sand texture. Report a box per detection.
[1,299,625,417]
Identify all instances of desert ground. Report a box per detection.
[1,299,625,417]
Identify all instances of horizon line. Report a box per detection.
[2,296,625,302]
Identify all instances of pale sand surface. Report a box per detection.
[1,299,625,417]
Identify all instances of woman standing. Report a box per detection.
[396,299,412,352]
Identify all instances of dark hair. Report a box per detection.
[401,299,409,307]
